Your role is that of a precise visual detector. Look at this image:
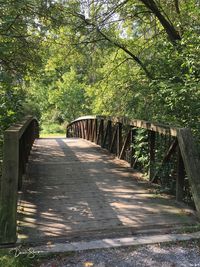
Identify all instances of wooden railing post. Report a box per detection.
[176,147,184,201]
[89,119,93,141]
[94,119,98,143]
[81,121,84,139]
[80,121,83,138]
[97,119,104,146]
[0,131,19,244]
[102,120,112,149]
[109,124,117,153]
[149,131,156,180]
[85,120,89,140]
[117,122,122,157]
[18,137,25,190]
[0,117,39,244]
[177,129,200,215]
[130,128,136,168]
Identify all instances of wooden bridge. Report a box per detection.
[0,115,200,245]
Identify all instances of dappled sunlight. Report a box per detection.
[17,137,196,244]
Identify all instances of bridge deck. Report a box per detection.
[18,138,197,244]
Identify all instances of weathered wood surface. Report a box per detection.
[0,116,39,244]
[177,129,200,215]
[18,138,197,244]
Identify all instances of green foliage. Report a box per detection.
[0,250,35,267]
[0,0,199,139]
[41,122,65,135]
[132,129,149,174]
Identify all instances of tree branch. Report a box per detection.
[75,13,152,79]
[139,0,181,43]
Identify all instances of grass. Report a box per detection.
[39,122,66,138]
[176,223,200,234]
[39,133,66,138]
[0,248,75,267]
[0,249,36,267]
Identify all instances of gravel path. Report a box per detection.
[38,241,200,267]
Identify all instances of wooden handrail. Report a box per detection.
[0,116,39,244]
[67,115,200,217]
[68,116,178,136]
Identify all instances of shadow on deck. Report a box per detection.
[17,138,198,245]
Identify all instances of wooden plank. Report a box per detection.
[130,119,177,136]
[19,212,194,228]
[28,231,200,253]
[177,128,200,216]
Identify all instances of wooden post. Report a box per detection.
[107,121,112,149]
[81,121,85,139]
[97,119,104,146]
[0,117,39,244]
[117,122,122,158]
[18,137,25,190]
[89,119,93,141]
[94,119,98,143]
[149,131,156,180]
[83,120,86,139]
[77,121,81,138]
[0,131,19,244]
[101,119,104,147]
[109,125,118,154]
[130,128,136,167]
[177,128,200,216]
[87,120,90,140]
[102,120,111,148]
[86,120,89,140]
[76,122,79,137]
[92,119,97,143]
[75,122,77,137]
[176,147,185,201]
